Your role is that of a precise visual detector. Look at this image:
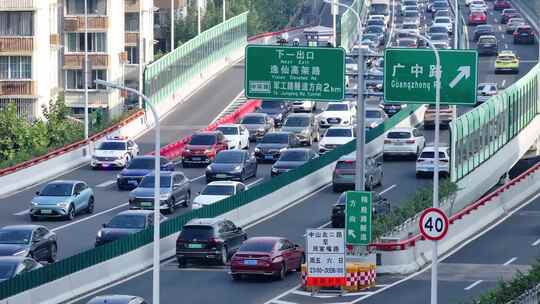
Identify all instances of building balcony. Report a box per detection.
[125,32,139,46]
[125,0,140,12]
[63,54,109,69]
[64,16,108,32]
[0,0,36,10]
[0,37,33,54]
[64,91,110,109]
[0,80,36,97]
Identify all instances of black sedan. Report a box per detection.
[116,156,176,190]
[0,225,57,263]
[271,148,318,176]
[0,256,42,282]
[331,192,390,228]
[96,210,166,246]
[254,132,301,162]
[86,295,148,304]
[473,24,495,41]
[205,150,257,182]
[256,100,290,127]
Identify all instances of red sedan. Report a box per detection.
[494,0,511,10]
[469,11,487,25]
[230,237,304,281]
[181,131,228,167]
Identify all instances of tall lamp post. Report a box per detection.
[324,0,366,192]
[222,0,226,22]
[84,0,89,146]
[453,0,459,49]
[393,29,442,304]
[197,0,202,35]
[95,80,161,304]
[171,0,175,51]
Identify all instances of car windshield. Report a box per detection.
[326,104,348,111]
[261,101,282,109]
[216,126,238,135]
[0,264,15,280]
[388,131,412,139]
[190,135,216,145]
[436,11,450,17]
[367,26,383,33]
[503,9,517,14]
[402,24,417,29]
[326,129,353,137]
[107,214,146,229]
[215,152,243,163]
[262,133,289,144]
[201,185,235,196]
[431,33,448,41]
[498,55,515,60]
[430,26,447,33]
[420,151,447,158]
[404,11,418,17]
[180,225,214,240]
[508,19,524,24]
[127,158,154,170]
[435,17,451,23]
[366,110,382,118]
[97,141,126,150]
[479,37,496,43]
[138,176,172,188]
[241,116,265,124]
[239,241,275,252]
[0,230,31,244]
[476,25,492,32]
[284,116,309,127]
[40,183,73,196]
[280,151,308,162]
[336,160,355,169]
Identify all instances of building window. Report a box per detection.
[66,0,107,15]
[65,69,107,90]
[0,56,32,79]
[125,13,139,32]
[0,12,33,36]
[125,46,139,64]
[66,32,106,52]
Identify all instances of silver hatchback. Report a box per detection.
[332,154,383,192]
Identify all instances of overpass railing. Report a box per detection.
[144,12,248,105]
[450,63,540,182]
[340,0,368,52]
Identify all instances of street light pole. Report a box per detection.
[197,0,201,35]
[395,30,442,304]
[171,0,175,51]
[223,0,226,22]
[139,3,144,109]
[84,0,89,144]
[454,0,459,49]
[332,0,338,47]
[94,80,161,304]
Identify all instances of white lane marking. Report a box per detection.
[271,300,297,304]
[96,180,116,188]
[13,209,29,216]
[349,191,540,303]
[501,79,506,88]
[51,203,128,232]
[464,280,483,290]
[303,221,332,236]
[379,184,397,195]
[503,257,517,266]
[247,178,264,187]
[168,267,228,272]
[190,175,205,182]
[210,90,246,125]
[291,290,336,298]
[343,291,374,296]
[531,238,540,246]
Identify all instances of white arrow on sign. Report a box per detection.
[449,66,471,88]
[348,229,356,238]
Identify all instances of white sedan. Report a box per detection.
[192,181,246,209]
[433,16,453,35]
[318,126,356,154]
[216,124,250,150]
[469,0,488,12]
[317,102,356,128]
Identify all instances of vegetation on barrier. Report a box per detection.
[0,96,138,170]
[373,179,458,240]
[465,258,540,304]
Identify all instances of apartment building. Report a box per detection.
[153,0,187,52]
[0,0,61,120]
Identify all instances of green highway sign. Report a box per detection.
[245,45,345,101]
[384,48,478,105]
[345,191,372,246]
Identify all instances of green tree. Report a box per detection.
[42,96,83,149]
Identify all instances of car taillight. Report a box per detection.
[176,237,184,245]
[208,237,223,247]
[406,140,416,144]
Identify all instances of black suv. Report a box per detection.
[331,192,390,228]
[176,218,247,267]
[256,100,290,127]
[254,132,301,162]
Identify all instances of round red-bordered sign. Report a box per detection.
[419,207,449,241]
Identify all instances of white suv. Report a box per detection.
[216,124,250,150]
[317,102,356,128]
[384,127,425,159]
[91,136,139,169]
[318,126,356,154]
[416,146,450,177]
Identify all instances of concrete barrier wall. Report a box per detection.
[0,104,428,304]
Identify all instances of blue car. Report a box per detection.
[116,156,176,190]
[30,180,95,221]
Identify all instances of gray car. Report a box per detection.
[281,113,320,146]
[271,148,318,176]
[477,35,498,56]
[365,107,388,130]
[128,172,191,213]
[240,113,274,141]
[332,153,383,191]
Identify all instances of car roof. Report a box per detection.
[244,112,267,117]
[264,131,291,136]
[287,113,312,118]
[144,171,178,177]
[244,236,281,244]
[117,210,154,216]
[498,50,516,55]
[49,180,80,185]
[389,127,414,133]
[479,82,497,86]
[193,131,220,136]
[516,25,532,29]
[282,148,311,153]
[86,295,143,304]
[422,146,449,152]
[206,181,243,186]
[479,35,496,39]
[217,124,240,128]
[185,218,224,226]
[328,126,354,130]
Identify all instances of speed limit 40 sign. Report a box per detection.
[419,208,449,241]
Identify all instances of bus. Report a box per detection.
[370,0,390,16]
